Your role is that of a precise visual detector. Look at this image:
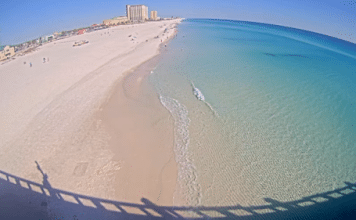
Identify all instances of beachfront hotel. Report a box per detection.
[150,11,158,20]
[0,45,15,61]
[126,5,148,22]
[103,16,129,25]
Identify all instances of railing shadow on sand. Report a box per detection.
[0,164,355,220]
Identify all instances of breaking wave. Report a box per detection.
[159,95,202,206]
[191,81,219,117]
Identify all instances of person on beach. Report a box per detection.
[30,62,32,67]
[43,58,46,63]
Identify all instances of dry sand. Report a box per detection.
[0,19,181,218]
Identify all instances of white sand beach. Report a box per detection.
[0,19,181,218]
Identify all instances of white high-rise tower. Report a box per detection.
[126,5,148,22]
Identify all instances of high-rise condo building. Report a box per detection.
[150,11,158,20]
[126,5,148,22]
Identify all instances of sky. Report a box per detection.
[1,0,356,45]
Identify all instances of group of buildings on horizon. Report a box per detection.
[1,4,177,62]
[103,5,159,26]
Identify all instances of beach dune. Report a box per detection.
[0,19,181,218]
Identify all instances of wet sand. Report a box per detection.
[100,53,177,207]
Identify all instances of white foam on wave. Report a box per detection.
[191,81,219,117]
[193,87,205,101]
[159,95,202,206]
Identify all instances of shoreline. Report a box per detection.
[98,21,181,207]
[99,52,177,206]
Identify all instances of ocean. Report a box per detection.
[149,19,356,211]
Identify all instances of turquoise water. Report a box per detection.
[149,19,356,209]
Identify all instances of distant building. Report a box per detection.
[150,11,158,20]
[39,34,54,42]
[126,5,148,22]
[103,16,128,26]
[0,45,15,61]
[46,35,54,41]
[77,29,86,35]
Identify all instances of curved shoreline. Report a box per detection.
[99,50,178,207]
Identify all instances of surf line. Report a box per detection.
[191,81,219,117]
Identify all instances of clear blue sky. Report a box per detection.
[1,0,355,45]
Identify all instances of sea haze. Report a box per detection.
[149,19,356,210]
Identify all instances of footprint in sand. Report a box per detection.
[73,162,89,176]
[95,161,121,176]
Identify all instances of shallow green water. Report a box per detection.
[149,19,356,210]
